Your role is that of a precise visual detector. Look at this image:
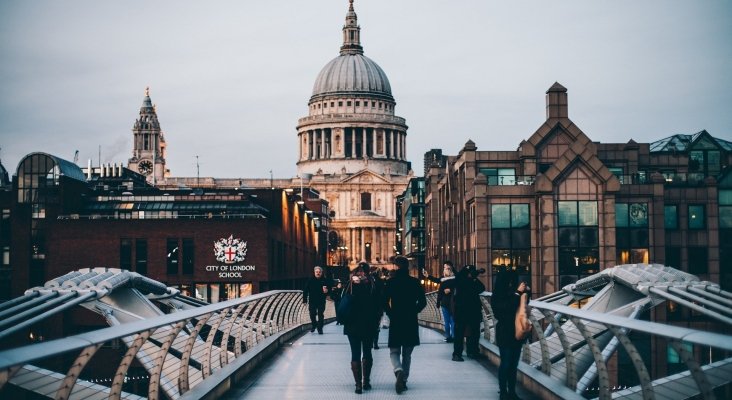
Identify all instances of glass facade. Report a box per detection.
[490,204,530,281]
[688,205,705,229]
[558,201,599,284]
[616,203,650,265]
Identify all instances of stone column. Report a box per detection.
[362,128,367,159]
[391,130,396,159]
[372,130,377,156]
[350,228,356,265]
[309,131,314,160]
[320,129,326,159]
[360,228,365,261]
[396,132,401,160]
[351,128,356,158]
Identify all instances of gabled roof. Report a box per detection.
[649,130,732,152]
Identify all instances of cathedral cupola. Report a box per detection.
[340,0,363,55]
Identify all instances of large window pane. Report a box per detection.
[688,205,705,229]
[664,205,678,230]
[167,238,179,275]
[719,190,732,206]
[688,247,708,274]
[578,201,598,226]
[558,227,578,247]
[579,227,599,247]
[491,230,511,248]
[558,201,577,226]
[511,230,531,249]
[720,207,732,229]
[616,203,629,227]
[491,249,512,271]
[491,205,511,228]
[511,204,529,228]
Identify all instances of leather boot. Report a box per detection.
[351,361,363,394]
[362,358,373,390]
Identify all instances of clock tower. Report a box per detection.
[128,87,168,183]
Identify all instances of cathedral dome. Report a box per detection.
[311,54,393,101]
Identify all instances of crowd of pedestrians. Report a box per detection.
[303,258,528,398]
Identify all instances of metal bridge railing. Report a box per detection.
[0,290,334,400]
[418,291,732,400]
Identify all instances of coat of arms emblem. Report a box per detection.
[214,235,247,264]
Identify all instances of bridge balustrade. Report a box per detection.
[0,290,334,400]
[418,291,732,400]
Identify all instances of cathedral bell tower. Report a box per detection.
[128,87,168,183]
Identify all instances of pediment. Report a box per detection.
[535,141,620,193]
[340,169,391,184]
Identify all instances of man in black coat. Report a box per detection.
[303,266,331,334]
[383,256,426,394]
[452,265,486,361]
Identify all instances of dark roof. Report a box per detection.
[649,130,732,153]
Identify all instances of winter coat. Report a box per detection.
[491,290,524,347]
[343,276,382,340]
[453,274,485,324]
[383,269,427,347]
[303,276,331,307]
[436,276,456,313]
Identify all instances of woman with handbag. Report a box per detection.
[342,262,382,394]
[491,269,530,400]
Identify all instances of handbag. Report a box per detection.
[514,293,532,341]
[336,282,354,324]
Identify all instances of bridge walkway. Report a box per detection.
[223,322,537,400]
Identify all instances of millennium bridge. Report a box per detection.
[0,264,730,400]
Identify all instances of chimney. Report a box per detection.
[546,82,568,119]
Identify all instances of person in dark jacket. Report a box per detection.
[302,266,330,334]
[383,256,427,394]
[452,265,486,361]
[370,266,385,349]
[343,262,382,394]
[422,261,457,342]
[491,269,529,400]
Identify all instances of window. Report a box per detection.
[688,247,708,274]
[558,201,599,277]
[355,101,360,107]
[664,205,678,229]
[609,167,624,184]
[182,238,194,275]
[616,203,649,264]
[361,192,372,211]
[480,168,516,186]
[2,246,9,266]
[720,190,732,229]
[338,101,343,107]
[347,101,352,106]
[331,102,334,107]
[120,239,132,270]
[135,239,147,275]
[323,102,327,108]
[688,205,705,229]
[490,204,530,279]
[167,238,179,275]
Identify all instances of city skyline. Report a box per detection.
[1,0,730,179]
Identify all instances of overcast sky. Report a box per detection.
[1,0,730,179]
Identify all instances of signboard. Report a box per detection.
[208,235,256,278]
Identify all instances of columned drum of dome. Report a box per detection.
[297,0,409,177]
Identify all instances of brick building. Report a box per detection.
[424,83,732,298]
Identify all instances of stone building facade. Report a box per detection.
[424,83,732,297]
[294,0,412,268]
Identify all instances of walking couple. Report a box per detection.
[341,255,426,394]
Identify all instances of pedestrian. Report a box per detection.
[370,266,385,349]
[492,268,530,400]
[331,279,343,325]
[383,255,427,394]
[302,266,330,334]
[452,265,486,361]
[422,261,457,342]
[343,262,382,394]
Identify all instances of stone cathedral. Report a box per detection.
[296,0,412,268]
[130,0,412,269]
